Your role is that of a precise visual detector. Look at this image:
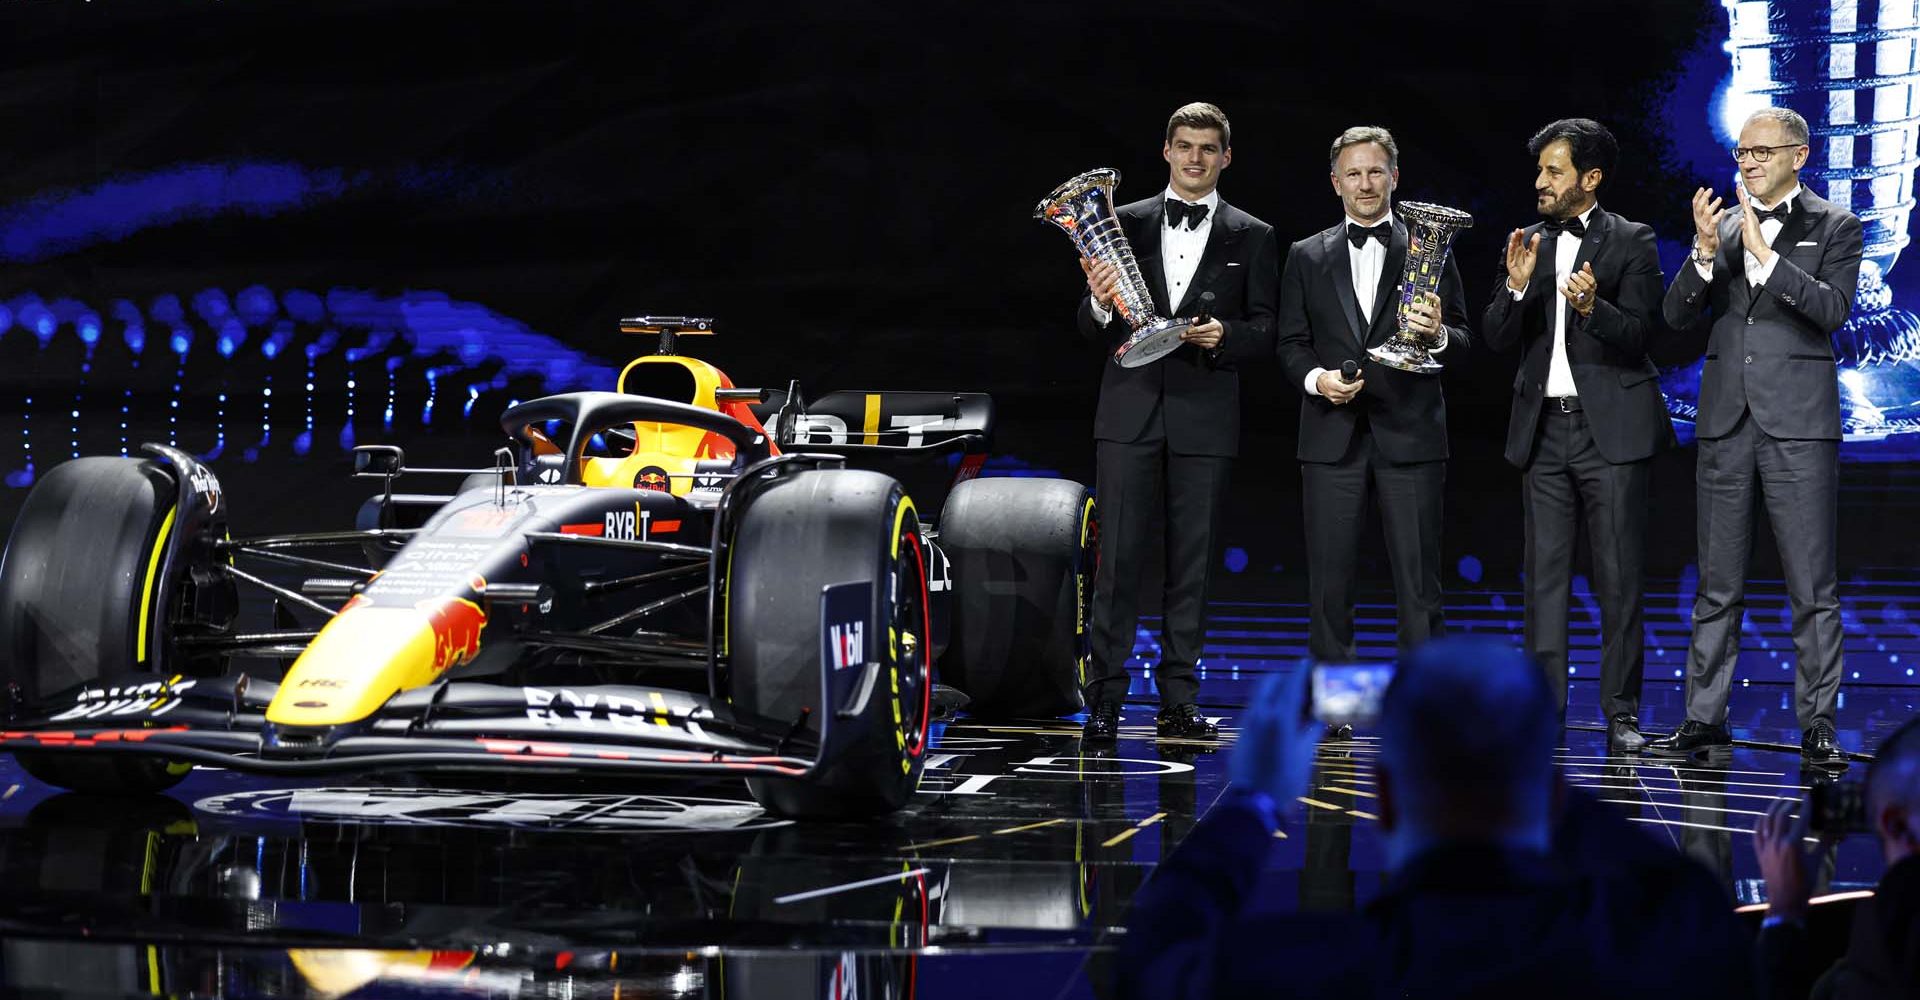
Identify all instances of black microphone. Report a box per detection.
[1196,291,1222,365]
[1341,360,1361,383]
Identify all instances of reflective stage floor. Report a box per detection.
[0,602,1913,999]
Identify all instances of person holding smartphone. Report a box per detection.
[1118,638,1753,997]
[1752,716,1920,997]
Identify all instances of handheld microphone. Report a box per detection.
[1340,360,1361,383]
[1195,290,1215,326]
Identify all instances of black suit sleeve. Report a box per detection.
[1576,223,1663,357]
[1218,225,1280,365]
[1275,241,1318,393]
[1434,254,1472,358]
[1482,266,1528,354]
[1760,212,1864,334]
[1118,799,1275,1000]
[1077,292,1125,348]
[1664,242,1720,334]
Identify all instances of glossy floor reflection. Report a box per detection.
[0,620,1913,998]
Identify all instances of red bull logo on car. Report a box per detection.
[417,595,488,671]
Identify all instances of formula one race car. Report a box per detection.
[0,318,1092,818]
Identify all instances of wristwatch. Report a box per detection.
[1691,243,1714,266]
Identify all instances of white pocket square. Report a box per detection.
[1796,241,1819,247]
[1226,262,1242,267]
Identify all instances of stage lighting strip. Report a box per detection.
[1100,812,1167,848]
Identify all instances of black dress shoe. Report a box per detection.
[1643,720,1731,757]
[1082,702,1120,743]
[1802,720,1848,769]
[1608,714,1647,753]
[1155,703,1218,740]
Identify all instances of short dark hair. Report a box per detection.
[1167,102,1230,149]
[1527,117,1619,185]
[1330,125,1398,172]
[1381,636,1557,823]
[1868,714,1920,817]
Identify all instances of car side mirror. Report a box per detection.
[352,445,405,478]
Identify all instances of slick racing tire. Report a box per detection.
[730,469,931,820]
[0,458,194,794]
[936,477,1093,718]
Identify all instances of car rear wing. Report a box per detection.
[747,390,994,520]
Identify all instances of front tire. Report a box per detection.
[0,458,193,794]
[728,469,931,819]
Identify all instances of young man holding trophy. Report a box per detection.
[1275,126,1471,664]
[1069,102,1279,743]
[1480,118,1673,750]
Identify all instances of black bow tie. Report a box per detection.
[1752,202,1791,224]
[1166,200,1210,230]
[1542,215,1587,239]
[1346,221,1391,249]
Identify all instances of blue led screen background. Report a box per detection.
[6,0,1920,684]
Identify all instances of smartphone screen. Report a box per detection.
[1311,663,1395,727]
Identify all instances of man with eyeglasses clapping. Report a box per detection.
[1650,107,1863,768]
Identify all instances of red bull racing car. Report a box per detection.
[0,318,1093,818]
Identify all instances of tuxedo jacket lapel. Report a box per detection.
[1526,222,1555,325]
[1562,210,1610,335]
[1135,203,1172,316]
[1367,222,1408,346]
[1325,228,1367,350]
[1768,198,1818,259]
[1716,214,1749,316]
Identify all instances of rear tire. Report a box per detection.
[936,477,1093,718]
[729,469,930,820]
[0,458,192,794]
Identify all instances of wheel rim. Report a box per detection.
[893,516,932,761]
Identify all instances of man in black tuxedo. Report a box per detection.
[1075,102,1279,742]
[1650,107,1862,767]
[1276,126,1470,662]
[1482,118,1674,750]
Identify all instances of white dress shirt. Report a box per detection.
[1507,204,1597,398]
[1692,184,1799,287]
[1303,210,1448,397]
[1088,187,1219,327]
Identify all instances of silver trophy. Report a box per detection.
[1035,168,1191,368]
[1367,200,1473,374]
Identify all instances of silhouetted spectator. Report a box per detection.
[1755,715,1920,999]
[1121,636,1754,999]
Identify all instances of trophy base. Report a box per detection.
[1367,338,1443,375]
[1113,319,1191,369]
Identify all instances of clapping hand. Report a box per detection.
[1561,262,1598,317]
[1691,187,1726,260]
[1735,181,1772,266]
[1504,229,1542,292]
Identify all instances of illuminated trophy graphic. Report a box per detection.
[1367,201,1473,374]
[1034,168,1192,368]
[1722,0,1920,436]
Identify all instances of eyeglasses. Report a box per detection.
[1730,143,1806,163]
